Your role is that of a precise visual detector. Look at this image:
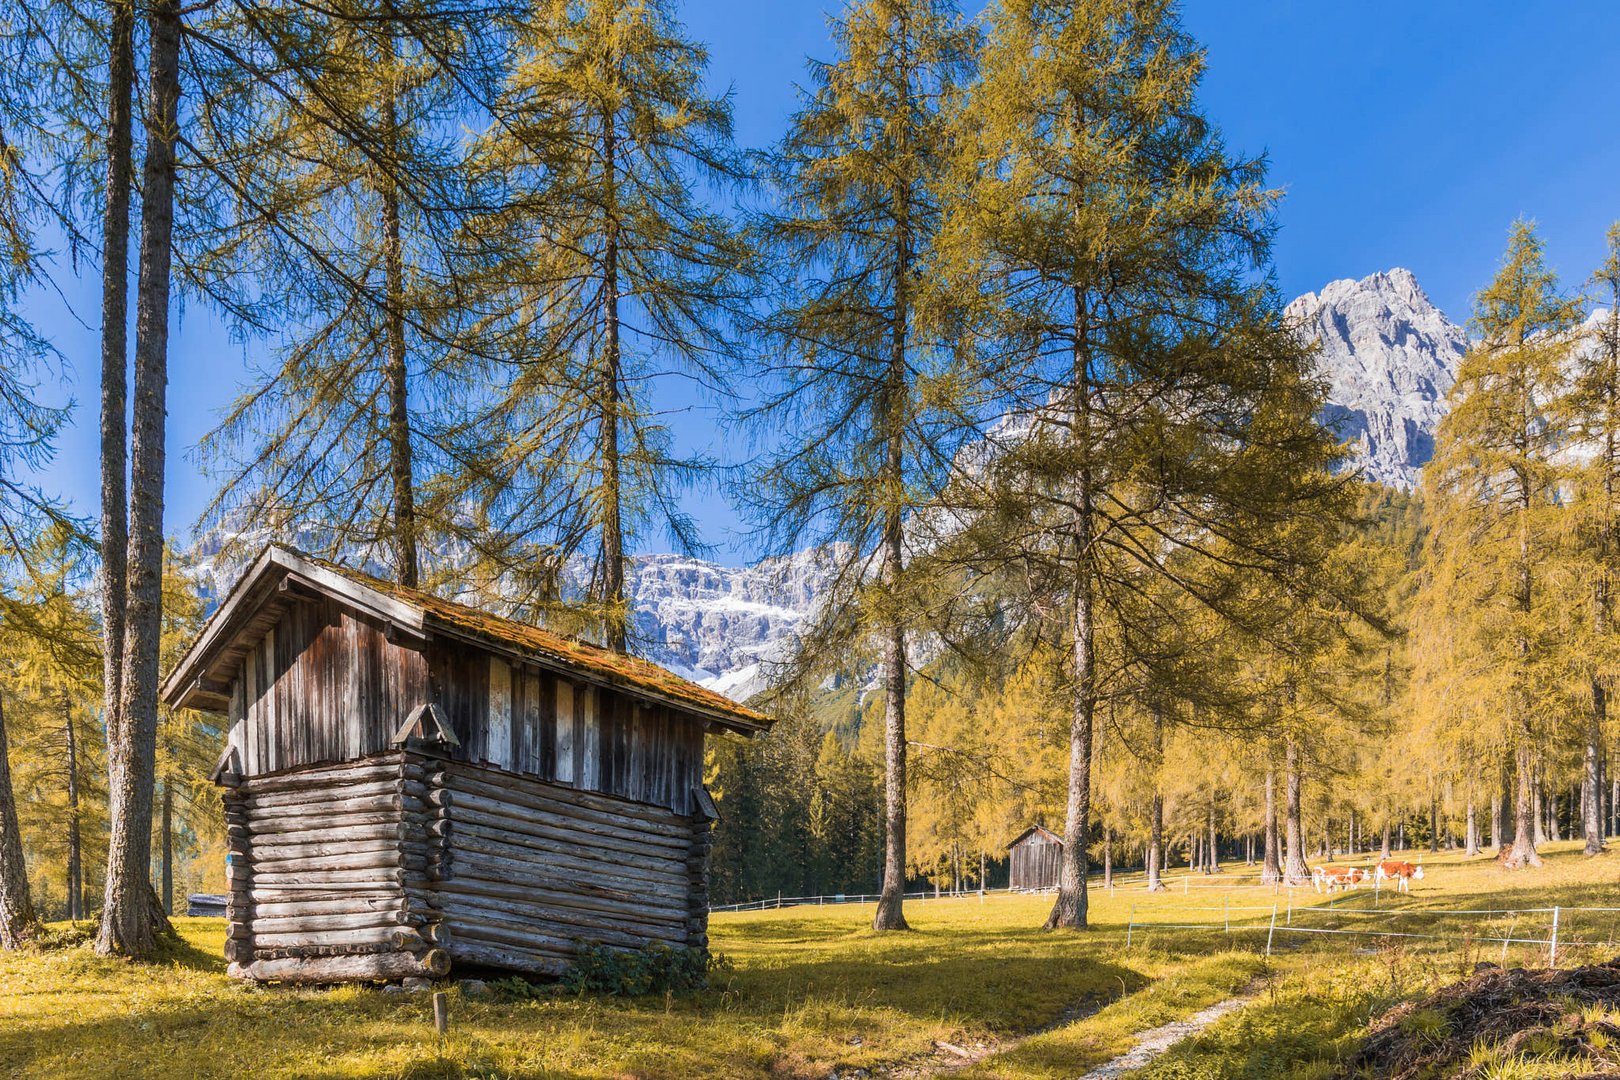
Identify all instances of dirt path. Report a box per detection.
[1073,987,1260,1079]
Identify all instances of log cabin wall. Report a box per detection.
[409,754,711,975]
[223,753,451,984]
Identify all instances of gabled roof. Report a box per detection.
[160,544,772,735]
[1006,825,1063,850]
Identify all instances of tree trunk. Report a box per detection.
[1282,735,1310,885]
[1501,742,1542,869]
[597,102,627,652]
[65,693,82,922]
[1146,790,1166,891]
[98,0,182,958]
[1491,779,1504,853]
[0,695,39,948]
[99,0,135,789]
[1381,815,1392,860]
[1046,285,1095,932]
[1261,765,1280,884]
[1429,794,1440,853]
[1206,802,1220,874]
[381,72,418,590]
[161,783,173,915]
[872,191,913,933]
[1102,825,1112,889]
[1147,712,1167,891]
[1465,799,1479,857]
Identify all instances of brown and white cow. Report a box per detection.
[1311,865,1365,893]
[1374,860,1424,893]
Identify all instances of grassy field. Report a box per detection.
[4,842,1620,1079]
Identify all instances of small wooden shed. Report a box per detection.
[1007,825,1063,891]
[161,544,773,984]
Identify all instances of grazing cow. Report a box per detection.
[1374,860,1424,893]
[1311,865,1365,893]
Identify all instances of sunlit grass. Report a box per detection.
[2,841,1618,1078]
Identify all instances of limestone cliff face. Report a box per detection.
[1286,267,1467,489]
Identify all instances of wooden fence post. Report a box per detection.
[1266,904,1277,957]
[432,991,449,1036]
[1549,906,1561,967]
[1127,902,1135,948]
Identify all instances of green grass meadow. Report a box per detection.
[5,842,1620,1079]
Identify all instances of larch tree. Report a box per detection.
[941,0,1342,928]
[744,0,978,932]
[460,0,750,650]
[1562,223,1620,856]
[193,0,501,587]
[99,0,183,958]
[1423,221,1582,871]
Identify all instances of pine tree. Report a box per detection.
[744,0,978,931]
[942,0,1343,928]
[459,0,750,650]
[1424,221,1583,871]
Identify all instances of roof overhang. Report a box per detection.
[161,545,772,735]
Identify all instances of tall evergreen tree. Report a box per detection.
[1423,221,1582,871]
[460,0,750,650]
[942,0,1342,928]
[746,0,978,932]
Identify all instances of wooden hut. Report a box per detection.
[1007,825,1063,891]
[161,544,773,984]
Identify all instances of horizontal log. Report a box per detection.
[233,837,415,863]
[448,792,692,862]
[450,786,690,861]
[244,867,406,888]
[244,777,421,811]
[433,871,687,924]
[438,894,685,949]
[229,948,448,985]
[241,926,430,951]
[249,896,408,920]
[442,759,692,824]
[240,810,414,836]
[448,844,686,905]
[237,757,422,795]
[246,850,425,876]
[246,790,405,816]
[244,910,411,935]
[233,883,405,902]
[443,769,689,844]
[448,938,566,976]
[449,825,688,894]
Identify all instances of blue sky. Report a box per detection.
[22,1,1620,566]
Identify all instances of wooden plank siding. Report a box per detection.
[225,602,705,815]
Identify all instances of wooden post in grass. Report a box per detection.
[1549,907,1560,967]
[432,991,448,1036]
[1266,904,1277,957]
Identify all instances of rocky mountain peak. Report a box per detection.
[1286,267,1467,489]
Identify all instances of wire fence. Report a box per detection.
[712,878,1620,970]
[1122,896,1620,967]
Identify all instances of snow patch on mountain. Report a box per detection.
[1288,267,1467,489]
